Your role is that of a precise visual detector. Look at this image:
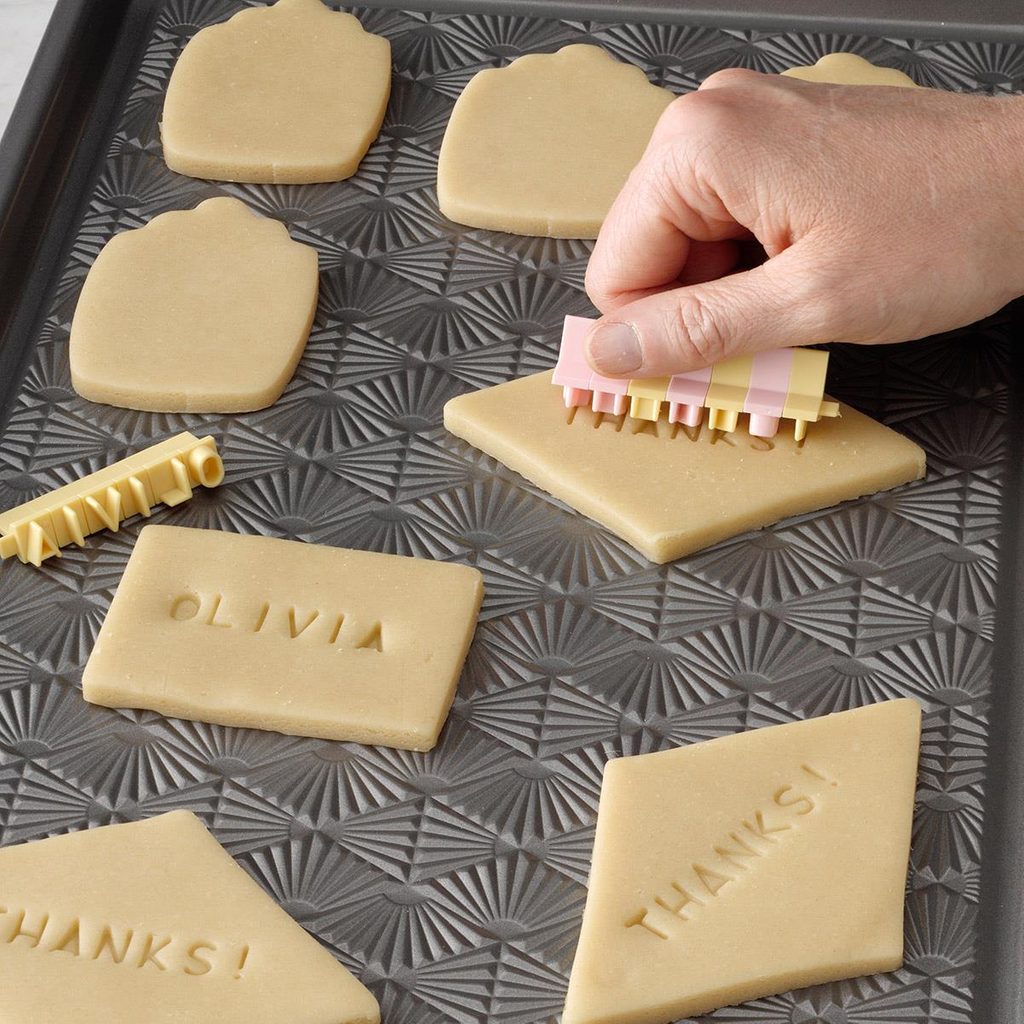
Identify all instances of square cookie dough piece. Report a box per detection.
[444,371,926,564]
[83,526,484,750]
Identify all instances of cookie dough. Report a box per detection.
[0,811,379,1024]
[443,371,926,564]
[83,526,484,751]
[161,0,391,183]
[563,699,922,1024]
[437,45,674,238]
[781,53,919,87]
[69,197,318,413]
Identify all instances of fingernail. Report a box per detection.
[587,321,642,375]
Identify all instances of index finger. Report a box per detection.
[585,93,750,313]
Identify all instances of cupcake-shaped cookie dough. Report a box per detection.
[438,45,675,239]
[781,52,918,87]
[161,0,391,183]
[70,197,318,413]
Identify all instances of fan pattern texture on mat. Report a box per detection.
[0,2,1013,1021]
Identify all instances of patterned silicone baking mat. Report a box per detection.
[0,2,1017,1020]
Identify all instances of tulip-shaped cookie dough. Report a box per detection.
[437,45,674,238]
[70,197,318,413]
[161,0,391,183]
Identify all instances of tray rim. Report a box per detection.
[0,0,166,431]
[0,2,1021,1022]
[973,319,1024,1024]
[367,0,1024,41]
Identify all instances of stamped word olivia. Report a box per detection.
[169,591,385,653]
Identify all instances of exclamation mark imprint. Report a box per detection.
[253,602,270,633]
[234,945,250,979]
[802,763,839,787]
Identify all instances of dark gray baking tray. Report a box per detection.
[1,1,1022,1022]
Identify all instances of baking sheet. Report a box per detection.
[0,3,1020,1021]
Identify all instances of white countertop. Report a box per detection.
[0,0,58,141]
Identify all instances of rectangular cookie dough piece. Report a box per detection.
[444,371,926,564]
[83,526,484,750]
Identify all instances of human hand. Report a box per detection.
[584,68,1024,377]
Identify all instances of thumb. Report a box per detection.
[585,247,840,377]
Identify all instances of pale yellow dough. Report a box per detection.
[0,811,379,1024]
[781,52,919,86]
[437,45,674,238]
[83,526,484,750]
[563,699,922,1024]
[161,0,391,183]
[69,197,318,413]
[443,371,926,563]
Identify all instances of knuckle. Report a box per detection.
[658,91,726,133]
[647,94,688,147]
[661,93,742,160]
[641,143,688,212]
[806,278,852,336]
[648,94,696,146]
[667,91,724,128]
[699,67,760,91]
[585,262,615,310]
[787,261,863,341]
[670,292,729,365]
[659,92,696,126]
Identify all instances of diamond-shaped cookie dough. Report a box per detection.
[563,700,921,1024]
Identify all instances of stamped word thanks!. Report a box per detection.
[0,904,251,979]
[626,763,839,940]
